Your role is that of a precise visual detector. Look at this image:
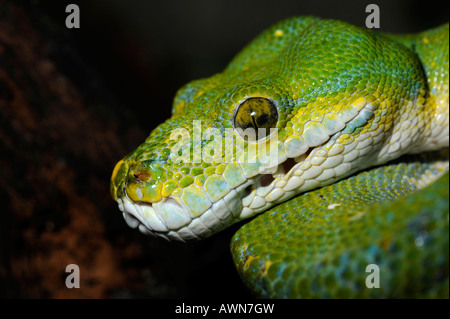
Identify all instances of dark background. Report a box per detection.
[0,0,448,298]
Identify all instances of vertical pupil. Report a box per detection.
[250,108,258,130]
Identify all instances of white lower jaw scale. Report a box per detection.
[118,197,220,241]
[154,198,192,230]
[118,198,169,237]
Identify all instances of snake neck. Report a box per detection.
[389,24,449,153]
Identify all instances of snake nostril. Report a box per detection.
[134,171,151,182]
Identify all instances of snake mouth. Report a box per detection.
[116,147,316,241]
[117,180,248,241]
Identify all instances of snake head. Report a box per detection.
[111,16,430,241]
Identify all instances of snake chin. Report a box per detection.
[117,197,194,241]
[117,187,245,241]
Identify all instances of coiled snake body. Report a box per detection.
[111,17,449,298]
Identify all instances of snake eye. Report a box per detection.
[233,97,278,140]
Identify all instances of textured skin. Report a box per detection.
[111,17,449,297]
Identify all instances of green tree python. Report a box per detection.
[110,17,449,298]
